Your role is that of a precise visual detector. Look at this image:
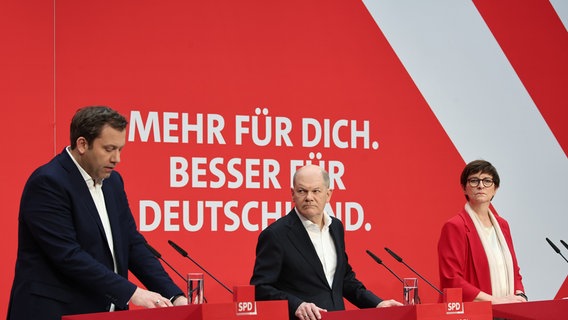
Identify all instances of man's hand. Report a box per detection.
[377,299,404,307]
[295,302,327,320]
[130,287,173,308]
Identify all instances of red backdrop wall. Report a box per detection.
[2,1,566,317]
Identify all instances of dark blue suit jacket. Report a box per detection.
[8,149,183,320]
[250,210,381,319]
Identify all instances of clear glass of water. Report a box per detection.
[403,278,420,305]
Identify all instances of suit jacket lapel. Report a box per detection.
[329,220,345,288]
[286,211,329,286]
[59,151,106,233]
[102,180,124,273]
[58,150,115,263]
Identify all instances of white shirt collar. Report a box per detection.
[295,208,333,230]
[66,146,103,187]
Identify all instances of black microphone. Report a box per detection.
[168,240,233,294]
[145,242,186,282]
[366,249,403,283]
[561,240,568,251]
[546,238,568,263]
[384,247,443,295]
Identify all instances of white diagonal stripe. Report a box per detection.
[364,0,568,300]
[550,0,568,32]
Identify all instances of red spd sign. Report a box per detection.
[446,301,465,315]
[235,301,257,315]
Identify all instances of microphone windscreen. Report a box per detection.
[168,240,189,257]
[366,250,383,264]
[561,240,568,251]
[546,237,561,253]
[385,247,403,262]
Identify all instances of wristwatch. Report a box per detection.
[170,294,185,304]
[515,292,528,301]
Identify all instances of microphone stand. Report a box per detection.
[145,242,186,282]
[366,249,403,283]
[168,240,234,294]
[385,247,443,295]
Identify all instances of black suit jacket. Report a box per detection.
[7,149,183,320]
[250,209,381,319]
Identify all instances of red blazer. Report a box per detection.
[437,208,524,301]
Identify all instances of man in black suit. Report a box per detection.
[250,164,402,320]
[8,106,187,320]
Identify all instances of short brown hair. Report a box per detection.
[70,106,128,149]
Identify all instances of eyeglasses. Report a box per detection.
[467,178,494,188]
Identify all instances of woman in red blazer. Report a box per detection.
[438,160,527,303]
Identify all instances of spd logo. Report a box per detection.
[446,302,465,314]
[235,301,257,315]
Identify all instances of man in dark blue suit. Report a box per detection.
[8,106,187,320]
[250,165,402,320]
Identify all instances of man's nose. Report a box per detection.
[111,150,121,163]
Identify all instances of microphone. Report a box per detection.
[561,240,568,251]
[545,238,568,263]
[168,240,234,294]
[384,247,443,295]
[366,249,403,283]
[145,242,186,282]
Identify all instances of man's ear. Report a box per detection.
[76,137,88,154]
[327,188,333,201]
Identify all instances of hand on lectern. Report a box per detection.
[377,299,403,307]
[492,294,527,304]
[130,287,174,308]
[295,301,327,320]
